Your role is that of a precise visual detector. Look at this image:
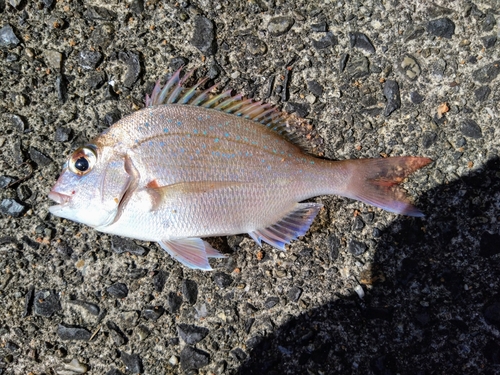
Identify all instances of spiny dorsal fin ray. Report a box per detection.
[145,68,314,152]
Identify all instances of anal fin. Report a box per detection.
[158,238,225,270]
[248,202,323,251]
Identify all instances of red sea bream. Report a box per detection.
[48,70,431,270]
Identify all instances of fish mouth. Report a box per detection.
[48,191,71,206]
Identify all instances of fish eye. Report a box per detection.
[68,146,97,176]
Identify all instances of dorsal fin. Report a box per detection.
[145,68,313,151]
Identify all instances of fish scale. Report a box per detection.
[49,69,432,270]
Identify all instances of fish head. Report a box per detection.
[48,144,131,228]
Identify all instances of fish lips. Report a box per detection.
[48,191,71,214]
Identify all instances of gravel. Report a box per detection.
[0,1,499,374]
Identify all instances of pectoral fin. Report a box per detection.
[158,238,225,270]
[248,202,323,251]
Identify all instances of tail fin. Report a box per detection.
[341,157,432,217]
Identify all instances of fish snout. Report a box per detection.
[48,191,71,205]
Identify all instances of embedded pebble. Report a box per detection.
[142,306,164,321]
[55,127,72,142]
[180,346,210,371]
[135,324,150,341]
[182,279,198,304]
[349,32,375,53]
[167,292,183,313]
[268,16,294,36]
[106,321,127,346]
[120,351,143,374]
[0,198,26,217]
[79,50,102,70]
[0,25,20,48]
[55,358,88,374]
[246,36,267,56]
[427,17,455,39]
[153,270,168,293]
[56,74,68,103]
[57,324,92,341]
[34,290,61,317]
[482,35,497,49]
[287,286,302,302]
[348,240,367,256]
[119,51,141,88]
[348,55,370,79]
[44,50,63,71]
[383,80,401,117]
[177,323,209,345]
[460,119,482,139]
[213,272,233,289]
[472,61,500,83]
[264,297,279,309]
[111,236,147,256]
[401,55,420,81]
[307,80,323,96]
[67,299,100,316]
[29,147,52,167]
[169,355,179,366]
[191,16,216,55]
[312,32,337,50]
[107,283,128,299]
[230,348,247,361]
[8,114,27,132]
[0,176,14,189]
[410,91,425,104]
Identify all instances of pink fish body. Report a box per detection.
[49,70,431,270]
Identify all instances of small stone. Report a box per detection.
[119,51,141,88]
[479,232,500,257]
[348,240,367,256]
[54,127,72,142]
[44,50,63,71]
[472,61,500,84]
[312,32,337,50]
[311,22,327,32]
[404,26,425,42]
[401,55,420,81]
[230,348,247,361]
[67,299,100,316]
[484,301,500,329]
[129,268,147,280]
[135,324,150,341]
[8,114,27,132]
[120,311,139,329]
[5,341,19,352]
[460,119,482,139]
[86,71,106,90]
[167,291,183,313]
[264,297,279,309]
[383,80,401,117]
[111,236,146,256]
[0,198,26,217]
[169,355,179,366]
[42,0,55,8]
[422,132,437,148]
[153,270,168,293]
[348,55,369,79]
[177,324,209,345]
[287,286,302,302]
[34,290,61,317]
[84,6,116,21]
[328,235,340,261]
[106,321,127,346]
[410,91,425,104]
[56,358,88,374]
[474,86,491,102]
[339,53,349,73]
[120,351,143,374]
[352,216,365,231]
[29,147,52,167]
[142,306,164,321]
[307,80,323,96]
[0,25,20,48]
[482,13,496,32]
[103,110,121,127]
[180,346,210,371]
[285,102,310,118]
[92,24,115,49]
[482,35,497,49]
[268,16,294,36]
[57,324,92,341]
[56,74,68,103]
[169,56,188,71]
[349,32,375,54]
[0,176,14,189]
[213,272,233,289]
[427,17,455,39]
[23,286,34,318]
[78,50,102,70]
[246,36,267,56]
[182,279,198,305]
[107,283,128,299]
[191,16,216,55]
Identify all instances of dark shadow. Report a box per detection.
[238,157,500,374]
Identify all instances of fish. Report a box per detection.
[48,69,432,270]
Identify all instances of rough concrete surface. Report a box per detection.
[1,0,499,374]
